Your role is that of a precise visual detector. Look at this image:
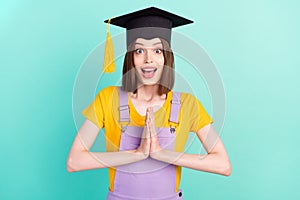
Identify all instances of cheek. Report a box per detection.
[158,55,164,66]
[133,55,143,66]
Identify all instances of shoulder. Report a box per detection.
[173,91,199,104]
[91,86,120,106]
[98,86,118,94]
[172,91,207,111]
[96,86,119,97]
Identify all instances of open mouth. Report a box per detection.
[141,67,158,79]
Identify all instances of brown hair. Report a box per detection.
[121,38,175,95]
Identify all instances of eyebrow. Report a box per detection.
[135,42,162,46]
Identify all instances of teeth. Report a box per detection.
[142,68,157,73]
[144,69,154,72]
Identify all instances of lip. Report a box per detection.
[141,66,157,73]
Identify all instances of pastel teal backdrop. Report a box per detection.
[1,0,299,199]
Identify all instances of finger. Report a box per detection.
[142,113,150,139]
[150,126,156,137]
[145,114,151,138]
[147,107,153,122]
[146,107,151,120]
[146,125,151,139]
[145,109,150,127]
[147,108,157,136]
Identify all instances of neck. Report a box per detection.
[135,85,160,102]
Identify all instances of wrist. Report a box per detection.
[150,148,164,160]
[133,149,149,161]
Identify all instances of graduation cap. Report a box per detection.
[102,7,193,73]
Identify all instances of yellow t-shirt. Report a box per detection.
[82,86,213,192]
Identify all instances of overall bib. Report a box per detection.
[106,88,183,200]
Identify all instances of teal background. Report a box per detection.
[1,0,299,199]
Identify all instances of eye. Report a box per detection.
[154,48,162,54]
[135,48,144,54]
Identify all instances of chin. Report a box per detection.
[138,79,160,86]
[140,82,158,86]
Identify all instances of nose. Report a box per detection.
[145,49,153,63]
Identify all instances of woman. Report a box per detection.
[67,7,231,200]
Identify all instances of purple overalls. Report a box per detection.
[106,88,184,200]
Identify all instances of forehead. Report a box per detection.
[135,38,162,46]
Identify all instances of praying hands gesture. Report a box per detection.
[67,106,231,176]
[135,107,162,159]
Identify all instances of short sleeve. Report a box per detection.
[82,93,104,129]
[188,95,213,132]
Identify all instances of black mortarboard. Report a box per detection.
[102,7,193,73]
[104,7,193,47]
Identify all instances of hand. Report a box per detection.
[135,111,151,159]
[146,107,162,157]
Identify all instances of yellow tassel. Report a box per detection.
[103,18,115,73]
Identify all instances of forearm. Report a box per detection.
[151,150,231,176]
[67,150,145,172]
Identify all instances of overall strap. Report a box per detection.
[118,87,130,123]
[169,91,181,124]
